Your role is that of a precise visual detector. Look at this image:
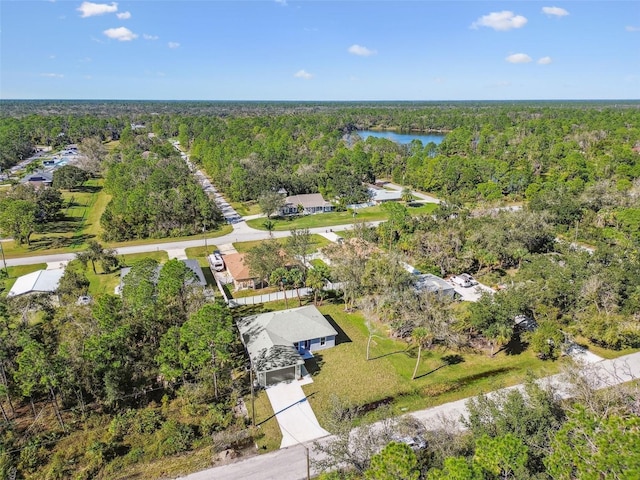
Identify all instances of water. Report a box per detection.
[357,130,445,145]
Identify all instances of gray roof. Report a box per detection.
[413,274,455,295]
[369,187,402,202]
[237,305,338,373]
[8,268,65,297]
[284,193,332,210]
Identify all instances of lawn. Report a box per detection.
[246,299,563,449]
[230,201,261,217]
[246,203,438,231]
[233,234,330,254]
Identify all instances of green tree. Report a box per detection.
[306,264,330,306]
[52,165,91,190]
[427,457,483,480]
[523,320,564,360]
[76,240,118,274]
[0,199,37,245]
[57,268,90,302]
[270,267,291,308]
[286,228,312,272]
[365,441,420,480]
[545,405,640,480]
[474,434,528,479]
[258,191,286,219]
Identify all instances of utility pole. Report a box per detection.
[0,241,7,277]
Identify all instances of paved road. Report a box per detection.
[181,351,640,480]
[3,222,372,267]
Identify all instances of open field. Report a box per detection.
[233,234,331,254]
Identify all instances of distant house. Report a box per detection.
[223,253,259,290]
[21,171,53,188]
[413,273,456,298]
[237,305,338,386]
[280,193,333,215]
[116,259,207,294]
[8,268,65,298]
[368,186,402,204]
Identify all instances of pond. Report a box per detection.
[357,130,445,145]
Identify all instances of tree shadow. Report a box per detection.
[413,353,464,379]
[37,218,79,234]
[72,184,101,194]
[454,367,515,388]
[368,348,410,361]
[28,233,96,251]
[323,314,351,345]
[502,332,528,356]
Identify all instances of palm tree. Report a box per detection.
[305,267,326,306]
[411,326,433,380]
[270,267,290,309]
[401,187,415,204]
[487,323,513,356]
[288,267,304,306]
[263,219,276,238]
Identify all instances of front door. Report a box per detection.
[303,340,311,351]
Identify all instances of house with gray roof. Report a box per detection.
[237,305,338,386]
[8,268,65,298]
[279,193,333,216]
[413,273,456,299]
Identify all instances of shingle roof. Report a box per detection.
[223,253,255,281]
[8,268,65,297]
[284,193,332,210]
[237,305,338,373]
[119,259,207,287]
[413,273,455,295]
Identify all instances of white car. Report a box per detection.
[452,273,477,288]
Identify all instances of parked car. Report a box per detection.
[451,273,475,288]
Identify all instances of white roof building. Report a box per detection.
[8,268,65,297]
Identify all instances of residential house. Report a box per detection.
[237,305,338,386]
[8,268,65,298]
[368,186,402,204]
[21,171,53,188]
[223,253,259,290]
[413,273,456,298]
[280,193,333,215]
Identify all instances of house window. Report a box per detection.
[320,337,326,346]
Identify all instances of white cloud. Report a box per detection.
[471,11,528,31]
[48,54,56,59]
[40,73,64,78]
[275,0,287,5]
[542,6,569,17]
[432,77,446,84]
[626,25,640,32]
[78,2,118,18]
[506,53,532,63]
[348,44,377,57]
[103,27,138,41]
[116,11,131,20]
[143,34,159,40]
[538,56,553,65]
[168,42,180,49]
[294,69,313,80]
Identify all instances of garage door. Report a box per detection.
[265,367,296,386]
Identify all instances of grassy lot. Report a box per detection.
[230,200,261,217]
[246,298,563,449]
[573,335,640,360]
[233,234,330,254]
[246,203,438,231]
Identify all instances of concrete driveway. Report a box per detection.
[265,380,330,449]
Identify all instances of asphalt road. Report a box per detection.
[3,221,373,267]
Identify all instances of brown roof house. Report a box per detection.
[224,253,259,290]
[280,193,333,215]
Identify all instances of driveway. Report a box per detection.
[265,380,330,449]
[450,281,495,302]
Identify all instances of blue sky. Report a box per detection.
[1,1,638,100]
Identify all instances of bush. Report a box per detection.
[156,420,195,456]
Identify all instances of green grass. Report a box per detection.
[246,206,388,231]
[233,234,330,254]
[185,246,220,266]
[230,201,261,217]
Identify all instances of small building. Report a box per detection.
[223,253,259,290]
[21,171,53,188]
[237,305,338,387]
[280,193,333,215]
[368,187,402,204]
[413,273,456,298]
[8,268,65,298]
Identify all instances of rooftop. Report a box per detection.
[8,268,65,297]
